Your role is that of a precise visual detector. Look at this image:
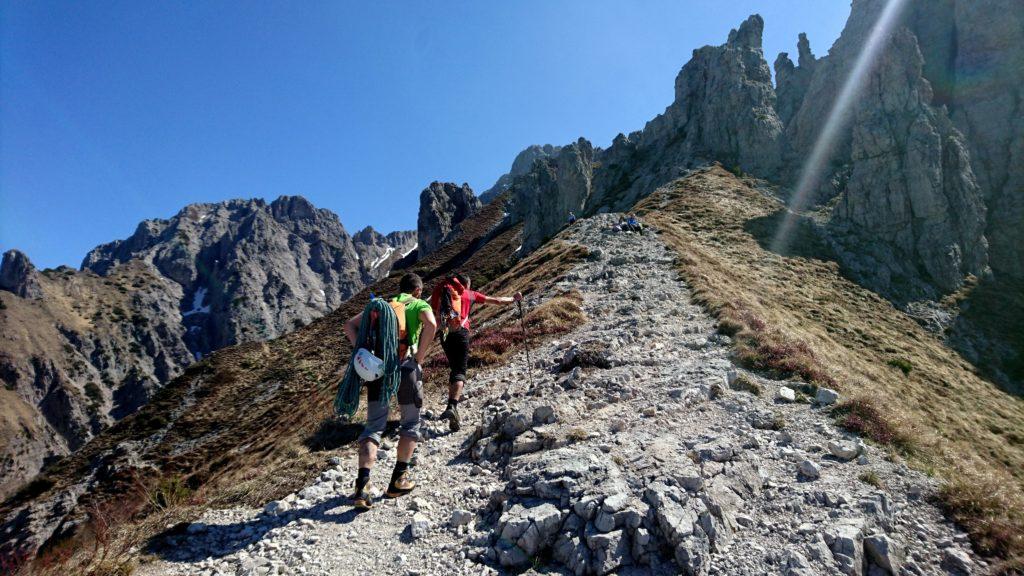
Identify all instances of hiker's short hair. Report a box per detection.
[455,273,470,288]
[400,273,423,293]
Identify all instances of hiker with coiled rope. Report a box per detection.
[335,272,437,509]
[431,273,522,432]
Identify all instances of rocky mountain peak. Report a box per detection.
[775,33,820,127]
[417,182,481,257]
[0,249,42,299]
[796,32,816,67]
[726,13,764,49]
[353,225,381,244]
[270,195,318,221]
[352,226,417,281]
[480,144,563,205]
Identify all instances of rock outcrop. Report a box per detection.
[773,34,819,127]
[663,14,783,178]
[417,182,482,257]
[512,139,595,251]
[496,2,1019,305]
[0,250,42,300]
[479,144,562,205]
[510,15,785,254]
[828,28,988,296]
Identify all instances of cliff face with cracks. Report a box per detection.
[509,2,1021,304]
[417,182,482,258]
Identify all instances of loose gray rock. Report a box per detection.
[798,459,821,480]
[815,387,840,406]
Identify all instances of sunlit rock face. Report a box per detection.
[503,1,1016,301]
[511,15,785,251]
[417,182,482,257]
[84,196,379,352]
[827,27,988,297]
[945,0,1024,280]
[480,144,562,207]
[512,139,596,252]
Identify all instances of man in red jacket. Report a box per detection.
[433,273,521,431]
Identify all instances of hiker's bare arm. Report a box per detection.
[416,309,437,365]
[344,313,362,347]
[483,291,523,306]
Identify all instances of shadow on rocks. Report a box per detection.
[145,495,364,563]
[743,209,836,262]
[305,418,400,452]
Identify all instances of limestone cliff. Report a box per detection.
[417,182,482,257]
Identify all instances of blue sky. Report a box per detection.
[1,1,850,269]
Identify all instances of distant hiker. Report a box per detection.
[625,214,643,233]
[430,273,522,431]
[337,272,437,509]
[567,211,577,225]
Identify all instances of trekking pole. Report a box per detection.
[515,300,536,393]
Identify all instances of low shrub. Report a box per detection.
[831,397,916,455]
[887,358,913,376]
[938,471,1024,562]
[566,428,589,443]
[147,475,193,510]
[858,471,883,488]
[729,373,763,396]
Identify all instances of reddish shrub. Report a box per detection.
[831,398,915,454]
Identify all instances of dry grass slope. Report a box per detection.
[638,165,1024,566]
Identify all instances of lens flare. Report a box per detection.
[771,0,911,254]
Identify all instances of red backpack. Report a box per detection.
[430,277,466,331]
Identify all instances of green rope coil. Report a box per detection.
[334,298,401,418]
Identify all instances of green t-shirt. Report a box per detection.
[394,293,431,349]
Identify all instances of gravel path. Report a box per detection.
[140,214,983,576]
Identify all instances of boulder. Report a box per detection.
[798,460,821,480]
[828,440,862,461]
[409,513,431,539]
[864,533,903,575]
[776,386,797,403]
[940,548,973,575]
[495,502,564,565]
[815,388,840,406]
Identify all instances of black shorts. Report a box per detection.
[441,328,470,384]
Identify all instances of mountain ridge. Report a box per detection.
[0,186,484,499]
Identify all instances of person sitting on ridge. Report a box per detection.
[625,213,642,233]
[431,273,522,431]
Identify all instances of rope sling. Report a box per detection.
[334,298,401,418]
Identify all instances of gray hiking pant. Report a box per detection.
[358,357,423,445]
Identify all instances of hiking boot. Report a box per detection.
[351,489,373,510]
[384,471,416,498]
[440,404,461,432]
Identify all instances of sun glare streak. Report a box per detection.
[770,0,910,254]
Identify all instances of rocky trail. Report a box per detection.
[140,214,982,576]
